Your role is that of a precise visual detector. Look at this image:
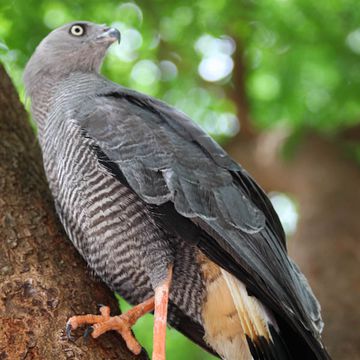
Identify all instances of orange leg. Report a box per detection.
[66,266,173,359]
[153,266,173,360]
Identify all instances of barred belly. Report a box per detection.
[42,117,205,324]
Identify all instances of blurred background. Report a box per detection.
[1,0,359,359]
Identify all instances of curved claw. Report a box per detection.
[65,320,75,341]
[83,326,94,344]
[64,298,156,356]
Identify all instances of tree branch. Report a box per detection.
[227,39,256,140]
[0,64,147,359]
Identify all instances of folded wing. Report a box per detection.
[77,87,328,359]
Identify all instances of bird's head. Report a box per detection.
[24,21,120,97]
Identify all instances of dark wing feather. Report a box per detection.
[77,87,329,360]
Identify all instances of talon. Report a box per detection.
[64,299,155,355]
[66,320,75,341]
[83,326,94,344]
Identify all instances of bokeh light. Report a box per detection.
[270,192,299,237]
[110,27,143,62]
[131,59,161,86]
[346,28,360,55]
[195,34,235,82]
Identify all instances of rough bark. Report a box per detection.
[226,131,360,360]
[0,64,147,359]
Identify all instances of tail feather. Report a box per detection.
[200,256,252,360]
[221,269,274,341]
[200,256,292,360]
[221,270,291,360]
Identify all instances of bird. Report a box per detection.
[23,21,330,360]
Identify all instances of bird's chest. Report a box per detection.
[41,120,162,296]
[40,116,205,322]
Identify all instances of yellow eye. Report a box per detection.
[70,25,85,36]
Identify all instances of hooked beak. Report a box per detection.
[96,27,121,44]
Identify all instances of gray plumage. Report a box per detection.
[25,47,203,323]
[24,21,329,360]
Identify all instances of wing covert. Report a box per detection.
[79,91,266,234]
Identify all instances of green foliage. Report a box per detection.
[116,295,215,359]
[2,0,360,142]
[245,0,360,133]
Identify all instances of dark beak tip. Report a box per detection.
[97,28,121,44]
[109,28,121,44]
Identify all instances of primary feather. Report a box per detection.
[24,21,330,360]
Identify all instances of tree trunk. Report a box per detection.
[0,64,147,359]
[226,131,360,360]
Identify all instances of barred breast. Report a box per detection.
[37,76,205,324]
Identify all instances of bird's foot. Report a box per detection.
[66,299,154,355]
